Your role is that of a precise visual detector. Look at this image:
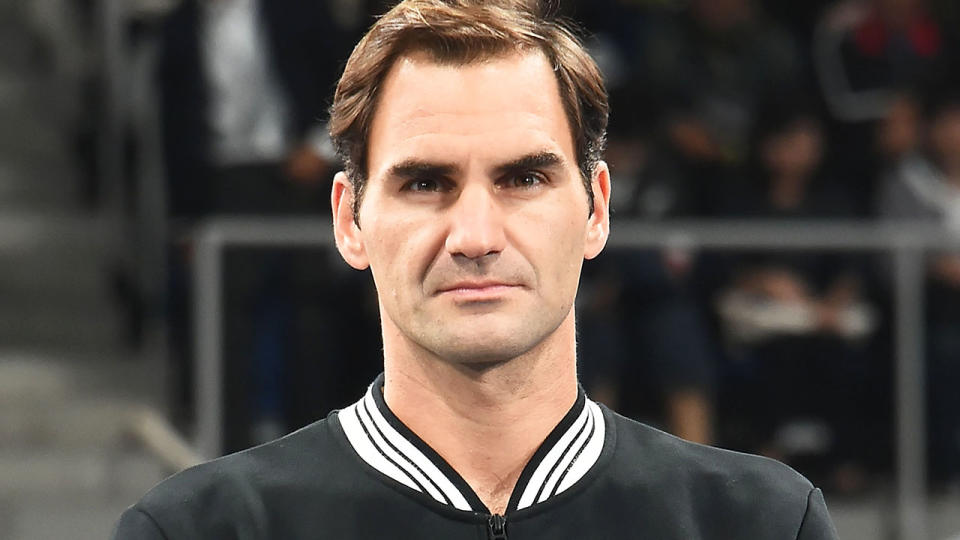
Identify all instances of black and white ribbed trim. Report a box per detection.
[338,375,606,514]
[338,384,474,510]
[513,398,604,510]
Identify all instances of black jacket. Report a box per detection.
[114,375,839,539]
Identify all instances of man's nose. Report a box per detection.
[444,183,506,261]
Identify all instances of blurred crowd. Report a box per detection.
[575,0,960,494]
[37,0,960,494]
[577,0,960,495]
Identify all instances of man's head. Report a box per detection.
[329,0,608,222]
[329,0,611,368]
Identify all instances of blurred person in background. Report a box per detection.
[815,0,948,125]
[875,91,924,166]
[714,100,879,492]
[579,246,719,446]
[580,93,719,445]
[716,100,858,220]
[640,0,803,217]
[813,0,954,214]
[158,0,365,446]
[565,0,719,447]
[877,84,960,489]
[158,0,349,216]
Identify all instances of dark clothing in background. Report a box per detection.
[157,0,349,217]
[642,11,802,157]
[712,178,880,471]
[579,249,717,413]
[157,0,372,447]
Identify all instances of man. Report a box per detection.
[114,1,840,538]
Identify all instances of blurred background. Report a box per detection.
[2,0,960,538]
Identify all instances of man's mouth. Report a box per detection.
[436,280,521,300]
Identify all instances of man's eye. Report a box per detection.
[403,179,443,192]
[505,172,547,189]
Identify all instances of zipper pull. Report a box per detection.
[487,514,508,540]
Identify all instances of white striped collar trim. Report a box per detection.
[513,399,605,510]
[338,385,474,510]
[337,376,606,514]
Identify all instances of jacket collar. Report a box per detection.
[337,373,606,514]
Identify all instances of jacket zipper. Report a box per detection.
[487,514,508,540]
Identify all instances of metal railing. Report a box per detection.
[192,217,960,540]
[97,0,125,219]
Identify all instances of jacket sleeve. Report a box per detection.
[112,506,168,540]
[796,488,840,540]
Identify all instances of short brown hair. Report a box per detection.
[329,0,608,220]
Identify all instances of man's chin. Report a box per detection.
[429,334,538,367]
[398,309,567,366]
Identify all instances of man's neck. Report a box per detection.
[381,318,579,515]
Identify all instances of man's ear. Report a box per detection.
[331,171,369,270]
[584,161,611,260]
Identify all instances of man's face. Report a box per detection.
[332,51,610,366]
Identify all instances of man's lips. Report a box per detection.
[435,281,522,297]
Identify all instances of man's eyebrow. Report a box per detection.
[385,160,459,180]
[383,152,564,180]
[492,151,565,176]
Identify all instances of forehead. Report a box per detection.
[366,50,576,177]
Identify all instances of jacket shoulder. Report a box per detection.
[612,409,812,490]
[605,409,837,539]
[113,416,348,539]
